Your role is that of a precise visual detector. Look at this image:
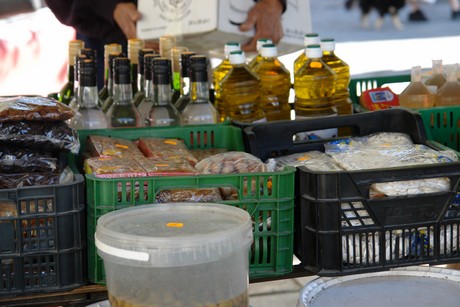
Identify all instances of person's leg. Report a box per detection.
[450,0,460,19]
[407,0,428,21]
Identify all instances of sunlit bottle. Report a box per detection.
[171,46,189,105]
[247,38,272,70]
[69,59,108,129]
[138,54,160,125]
[294,33,320,75]
[133,48,155,108]
[59,40,84,105]
[174,51,196,112]
[106,57,143,128]
[425,59,446,93]
[252,43,291,121]
[147,58,181,127]
[101,52,124,113]
[219,50,266,123]
[181,55,219,125]
[128,38,144,95]
[435,64,460,106]
[399,65,435,109]
[99,43,122,102]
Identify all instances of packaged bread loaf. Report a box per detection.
[0,146,58,173]
[0,96,74,122]
[155,188,222,203]
[87,135,145,158]
[138,137,198,166]
[84,157,147,178]
[195,151,267,174]
[136,157,199,176]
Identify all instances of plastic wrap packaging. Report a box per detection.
[195,151,268,174]
[267,151,344,172]
[0,166,74,189]
[87,135,145,158]
[84,157,147,178]
[0,121,80,154]
[189,148,229,162]
[136,157,199,176]
[138,137,198,166]
[0,200,18,217]
[0,96,75,122]
[155,188,223,203]
[0,146,58,173]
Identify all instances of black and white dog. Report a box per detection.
[346,0,406,30]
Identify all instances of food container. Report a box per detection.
[297,266,460,307]
[95,202,253,306]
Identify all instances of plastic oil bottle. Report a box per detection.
[435,64,460,106]
[252,43,291,121]
[425,59,446,93]
[247,38,272,70]
[293,33,320,75]
[399,66,435,109]
[219,50,266,123]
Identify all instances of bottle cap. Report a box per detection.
[180,51,196,77]
[171,46,188,73]
[304,33,320,46]
[190,55,209,82]
[144,54,161,80]
[79,59,97,87]
[128,38,145,64]
[159,35,176,59]
[224,42,241,55]
[69,40,85,65]
[104,43,122,71]
[152,58,171,85]
[256,38,272,52]
[114,57,131,84]
[229,50,246,65]
[80,48,97,60]
[432,59,444,74]
[74,55,87,81]
[260,43,277,57]
[108,52,124,78]
[320,38,335,52]
[305,44,322,58]
[138,49,155,75]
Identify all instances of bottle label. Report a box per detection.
[294,114,338,140]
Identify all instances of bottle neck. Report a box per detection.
[154,83,172,106]
[77,85,100,109]
[181,77,190,96]
[68,65,75,82]
[107,76,114,97]
[190,80,210,103]
[322,50,335,57]
[138,73,145,92]
[113,83,133,105]
[145,79,153,98]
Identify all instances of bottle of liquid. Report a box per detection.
[219,50,266,123]
[128,38,144,95]
[106,57,143,128]
[252,43,291,121]
[99,43,122,102]
[181,55,219,125]
[68,54,88,110]
[425,59,446,93]
[247,38,272,70]
[159,35,176,59]
[399,65,435,109]
[137,54,161,125]
[171,46,189,105]
[101,52,124,113]
[435,64,460,106]
[174,51,196,112]
[132,48,155,108]
[294,44,337,123]
[147,58,181,127]
[59,39,84,105]
[69,59,108,129]
[293,33,320,75]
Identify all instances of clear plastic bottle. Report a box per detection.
[435,64,460,106]
[174,51,196,112]
[171,46,189,105]
[106,57,143,128]
[425,59,446,93]
[181,55,219,125]
[399,66,435,109]
[101,52,124,113]
[133,48,155,108]
[69,59,108,129]
[128,38,144,95]
[219,50,266,123]
[137,53,161,125]
[252,43,291,121]
[59,40,84,105]
[99,43,122,102]
[293,33,320,75]
[247,38,273,70]
[148,58,181,127]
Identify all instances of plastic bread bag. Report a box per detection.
[189,148,229,162]
[84,157,147,178]
[138,137,198,166]
[136,157,200,176]
[195,151,270,174]
[0,121,80,154]
[370,177,451,198]
[155,188,223,203]
[0,96,75,122]
[267,151,344,172]
[325,132,414,153]
[87,135,145,158]
[0,200,18,217]
[0,170,69,189]
[0,146,58,173]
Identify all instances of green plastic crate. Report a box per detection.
[74,124,296,284]
[418,106,460,152]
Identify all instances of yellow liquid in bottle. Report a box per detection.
[212,59,233,110]
[435,65,460,106]
[399,66,435,109]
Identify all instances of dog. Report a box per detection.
[346,0,406,30]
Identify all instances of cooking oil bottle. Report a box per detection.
[435,64,460,106]
[247,38,272,70]
[425,59,446,93]
[293,33,320,75]
[252,43,291,121]
[219,50,266,123]
[399,66,435,109]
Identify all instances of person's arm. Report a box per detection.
[238,0,286,52]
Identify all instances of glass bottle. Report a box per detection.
[399,66,435,109]
[59,39,84,105]
[106,57,143,128]
[294,33,320,75]
[147,58,181,127]
[181,55,219,125]
[159,35,176,59]
[133,48,155,108]
[68,54,87,110]
[219,50,266,123]
[171,46,189,105]
[128,38,144,95]
[247,38,272,70]
[252,43,291,121]
[174,51,196,112]
[68,59,108,129]
[435,64,460,106]
[101,52,124,113]
[99,43,122,102]
[425,59,446,93]
[137,53,161,125]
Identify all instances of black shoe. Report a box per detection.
[452,10,460,20]
[409,9,428,22]
[345,0,354,10]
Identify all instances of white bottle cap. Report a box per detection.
[256,38,273,52]
[305,44,322,58]
[224,42,241,55]
[320,38,335,52]
[261,43,277,57]
[229,51,246,64]
[304,33,320,46]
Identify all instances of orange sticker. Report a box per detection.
[166,222,184,228]
[164,140,178,146]
[115,144,129,149]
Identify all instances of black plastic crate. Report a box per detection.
[243,109,460,276]
[0,174,86,296]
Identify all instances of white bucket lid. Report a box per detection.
[95,203,253,267]
[298,266,460,307]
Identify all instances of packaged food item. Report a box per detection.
[0,96,75,122]
[136,157,199,176]
[155,188,223,203]
[195,151,267,174]
[268,151,344,172]
[84,157,147,178]
[359,87,399,111]
[138,137,197,166]
[189,148,229,162]
[0,121,80,154]
[0,172,63,189]
[0,146,58,173]
[87,135,145,158]
[0,200,18,217]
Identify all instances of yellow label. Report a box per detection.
[166,222,184,228]
[164,139,178,146]
[311,62,323,69]
[115,144,129,149]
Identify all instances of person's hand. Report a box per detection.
[113,2,141,39]
[239,0,284,52]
